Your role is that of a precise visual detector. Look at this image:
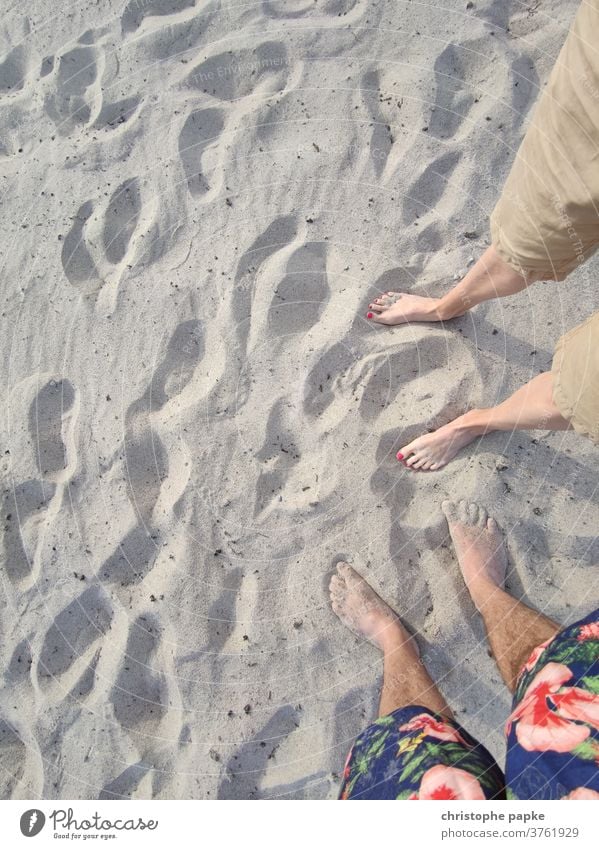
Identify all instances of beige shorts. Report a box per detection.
[490,0,599,280]
[552,311,599,443]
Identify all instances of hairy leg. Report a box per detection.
[442,501,560,692]
[329,562,452,717]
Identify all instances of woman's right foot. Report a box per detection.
[441,500,507,610]
[367,292,446,326]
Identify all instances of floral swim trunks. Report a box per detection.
[339,609,599,800]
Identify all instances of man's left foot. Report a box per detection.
[329,562,413,652]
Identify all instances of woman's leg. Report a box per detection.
[442,500,560,692]
[329,562,452,717]
[367,245,534,326]
[398,371,572,472]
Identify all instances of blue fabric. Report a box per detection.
[340,608,599,800]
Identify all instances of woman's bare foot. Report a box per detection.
[441,500,507,610]
[329,562,414,652]
[397,411,486,471]
[367,291,446,326]
[366,247,533,327]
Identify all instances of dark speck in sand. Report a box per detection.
[306,217,314,223]
[293,620,303,629]
[244,704,251,715]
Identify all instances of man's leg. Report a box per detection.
[398,371,572,471]
[442,500,560,692]
[329,562,452,717]
[367,245,536,326]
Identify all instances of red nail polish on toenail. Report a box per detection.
[396,452,404,460]
[367,312,373,319]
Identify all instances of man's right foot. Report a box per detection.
[367,292,446,326]
[441,500,507,610]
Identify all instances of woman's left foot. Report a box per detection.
[397,412,485,471]
[329,562,413,652]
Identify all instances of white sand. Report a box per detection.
[1,0,598,800]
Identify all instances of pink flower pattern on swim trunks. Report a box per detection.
[577,622,599,641]
[398,713,470,746]
[506,662,599,753]
[562,787,599,800]
[408,765,486,800]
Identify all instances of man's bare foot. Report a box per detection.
[367,291,447,326]
[397,411,487,471]
[441,500,507,610]
[329,562,414,652]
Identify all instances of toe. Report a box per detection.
[368,302,385,313]
[458,499,470,524]
[411,457,429,470]
[329,574,344,593]
[487,517,499,534]
[467,502,480,525]
[441,500,458,522]
[336,561,353,579]
[475,503,489,527]
[397,441,417,461]
[338,561,361,587]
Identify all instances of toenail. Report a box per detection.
[396,452,404,460]
[367,312,373,319]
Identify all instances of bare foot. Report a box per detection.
[397,411,486,471]
[441,500,507,609]
[366,291,446,326]
[329,562,412,651]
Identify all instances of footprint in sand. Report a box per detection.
[103,178,141,265]
[185,42,288,102]
[233,215,298,348]
[101,321,204,586]
[401,150,461,226]
[99,761,152,800]
[61,200,102,291]
[45,45,99,133]
[37,585,113,684]
[178,107,225,197]
[217,705,300,799]
[121,0,196,35]
[29,378,77,481]
[0,720,28,798]
[254,400,303,515]
[361,67,394,177]
[267,241,330,337]
[111,615,166,734]
[1,480,55,585]
[0,46,28,94]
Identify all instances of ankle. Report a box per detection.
[380,621,415,655]
[455,408,491,435]
[469,578,503,612]
[435,296,466,321]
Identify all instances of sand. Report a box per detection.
[1,0,598,800]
